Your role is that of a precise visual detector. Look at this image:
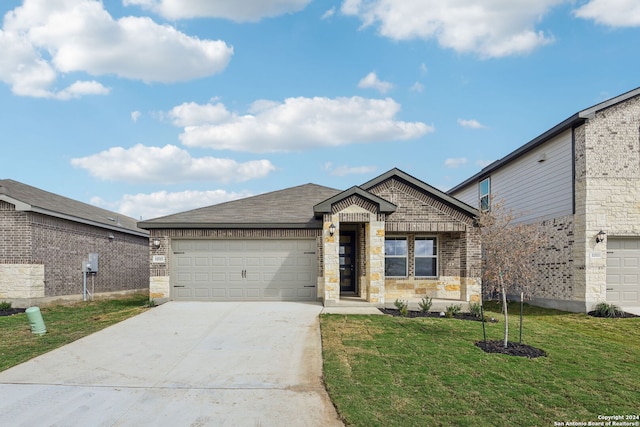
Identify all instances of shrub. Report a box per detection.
[592,302,624,318]
[469,302,482,319]
[445,304,462,318]
[143,299,157,308]
[394,299,409,317]
[0,301,12,311]
[418,296,433,313]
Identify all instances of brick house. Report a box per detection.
[449,87,640,312]
[0,180,149,307]
[138,168,482,306]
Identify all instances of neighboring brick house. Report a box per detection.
[449,87,640,312]
[0,180,149,307]
[138,168,481,306]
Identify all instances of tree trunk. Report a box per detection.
[500,275,508,348]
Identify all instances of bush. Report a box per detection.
[418,296,433,313]
[592,302,624,318]
[0,301,12,311]
[445,304,462,318]
[469,302,482,319]
[394,299,409,317]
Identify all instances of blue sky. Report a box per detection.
[1,0,639,220]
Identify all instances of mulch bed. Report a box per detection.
[475,340,547,358]
[379,308,495,322]
[587,310,639,318]
[0,308,26,317]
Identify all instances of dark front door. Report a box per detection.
[339,231,356,293]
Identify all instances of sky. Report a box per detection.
[1,0,640,221]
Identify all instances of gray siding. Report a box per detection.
[452,129,574,223]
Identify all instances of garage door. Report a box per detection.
[171,239,317,301]
[606,238,640,304]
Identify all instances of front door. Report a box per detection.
[339,231,356,293]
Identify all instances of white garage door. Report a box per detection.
[606,238,640,305]
[171,239,317,301]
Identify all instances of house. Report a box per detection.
[449,87,640,313]
[138,168,482,306]
[0,179,150,307]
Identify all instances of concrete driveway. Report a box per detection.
[0,302,343,427]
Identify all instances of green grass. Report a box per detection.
[0,294,151,372]
[320,302,640,427]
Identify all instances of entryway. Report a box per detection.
[339,230,357,294]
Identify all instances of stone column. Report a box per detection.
[322,215,340,305]
[367,219,385,304]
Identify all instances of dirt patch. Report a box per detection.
[475,340,547,358]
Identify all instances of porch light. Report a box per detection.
[595,230,606,244]
[328,223,336,236]
[152,238,161,249]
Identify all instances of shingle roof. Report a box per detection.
[138,183,341,229]
[0,179,148,236]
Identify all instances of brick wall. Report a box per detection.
[1,203,148,299]
[0,200,32,262]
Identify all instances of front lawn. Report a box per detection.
[0,294,152,372]
[320,303,640,427]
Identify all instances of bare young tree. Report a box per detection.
[478,199,544,348]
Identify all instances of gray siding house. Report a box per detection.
[139,169,482,306]
[0,180,149,307]
[449,87,640,312]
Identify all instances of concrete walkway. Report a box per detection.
[0,302,343,427]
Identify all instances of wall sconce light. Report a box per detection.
[152,239,161,249]
[328,223,336,236]
[596,230,606,244]
[108,233,115,240]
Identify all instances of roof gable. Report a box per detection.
[313,186,397,216]
[361,168,477,218]
[0,179,147,236]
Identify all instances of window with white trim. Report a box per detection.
[385,237,407,277]
[479,177,490,211]
[415,237,437,277]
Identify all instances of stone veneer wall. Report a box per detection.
[573,94,640,311]
[0,201,148,301]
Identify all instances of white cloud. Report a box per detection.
[324,162,377,176]
[574,0,640,27]
[458,118,487,129]
[171,96,433,153]
[131,111,142,122]
[358,71,393,94]
[322,7,336,19]
[0,0,233,98]
[420,63,428,75]
[341,0,563,57]
[92,189,252,220]
[410,82,424,93]
[124,0,311,22]
[445,158,468,168]
[70,144,276,183]
[476,159,493,168]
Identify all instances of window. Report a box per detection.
[415,237,437,277]
[385,237,407,277]
[479,177,490,211]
